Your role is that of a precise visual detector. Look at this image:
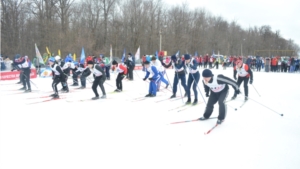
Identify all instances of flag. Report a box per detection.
[80,47,85,64]
[35,43,44,65]
[110,45,113,65]
[135,46,140,61]
[45,47,51,62]
[73,53,76,61]
[46,47,51,55]
[155,51,158,59]
[58,49,61,56]
[121,48,126,63]
[175,50,180,57]
[195,51,198,57]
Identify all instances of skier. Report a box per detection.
[232,59,253,100]
[102,55,111,80]
[77,63,91,89]
[184,54,200,105]
[55,56,69,92]
[87,61,107,100]
[112,60,127,92]
[151,56,169,91]
[14,55,32,92]
[198,69,240,124]
[48,57,65,98]
[143,61,161,97]
[161,55,187,98]
[11,54,22,84]
[125,53,135,80]
[70,61,79,86]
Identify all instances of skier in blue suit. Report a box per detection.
[143,61,161,97]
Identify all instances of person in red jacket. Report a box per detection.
[232,59,253,101]
[112,60,127,92]
[271,57,278,72]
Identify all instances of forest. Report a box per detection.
[1,0,299,60]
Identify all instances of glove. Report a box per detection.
[143,78,146,81]
[234,77,237,80]
[250,79,253,84]
[235,89,241,95]
[206,93,209,97]
[148,78,153,81]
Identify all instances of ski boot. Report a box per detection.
[192,99,198,105]
[217,119,224,125]
[170,94,176,99]
[92,96,99,100]
[185,98,191,105]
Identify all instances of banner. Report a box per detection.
[39,67,53,78]
[135,46,140,61]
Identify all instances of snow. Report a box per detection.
[1,68,300,169]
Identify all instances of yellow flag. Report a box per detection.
[58,50,61,56]
[73,53,76,61]
[46,47,51,55]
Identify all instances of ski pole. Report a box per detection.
[189,70,207,104]
[248,97,283,116]
[251,84,261,97]
[164,70,173,89]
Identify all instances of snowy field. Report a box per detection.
[0,67,300,169]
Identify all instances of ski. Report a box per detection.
[26,97,64,105]
[132,95,163,102]
[108,90,126,94]
[5,91,39,95]
[67,98,111,102]
[155,96,181,103]
[170,117,217,124]
[204,124,219,135]
[177,102,202,112]
[132,97,147,102]
[168,104,188,111]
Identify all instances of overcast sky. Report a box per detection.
[164,0,300,46]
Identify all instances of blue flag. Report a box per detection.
[121,48,126,63]
[195,51,198,57]
[155,51,158,59]
[80,47,85,64]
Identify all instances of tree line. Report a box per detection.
[1,0,299,60]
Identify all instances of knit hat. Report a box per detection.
[87,61,94,65]
[171,55,176,61]
[144,61,150,65]
[112,60,118,65]
[151,56,157,61]
[184,54,191,60]
[202,69,213,77]
[48,57,55,63]
[236,59,243,65]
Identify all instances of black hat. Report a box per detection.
[144,61,150,65]
[128,53,132,56]
[112,60,118,65]
[184,54,191,60]
[202,69,213,77]
[87,61,94,65]
[151,56,157,61]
